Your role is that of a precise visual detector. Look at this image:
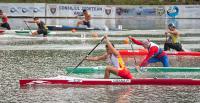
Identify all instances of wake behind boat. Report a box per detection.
[19,75,200,87]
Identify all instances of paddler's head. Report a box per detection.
[33,17,40,23]
[0,10,3,15]
[142,39,150,49]
[168,23,176,31]
[83,9,88,15]
[105,43,115,54]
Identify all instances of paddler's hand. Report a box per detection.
[85,57,89,60]
[128,36,135,40]
[165,32,168,35]
[128,36,132,39]
[104,34,108,40]
[135,65,141,73]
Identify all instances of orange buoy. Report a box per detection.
[92,32,98,37]
[123,38,129,44]
[72,29,77,32]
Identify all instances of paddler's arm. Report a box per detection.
[0,13,5,18]
[165,30,179,36]
[104,35,120,57]
[24,20,36,23]
[85,53,107,61]
[134,47,157,72]
[139,46,158,67]
[128,36,143,45]
[85,14,91,21]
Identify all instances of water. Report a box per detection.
[8,18,200,30]
[1,50,200,102]
[1,18,200,102]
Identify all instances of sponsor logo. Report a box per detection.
[49,5,57,14]
[112,79,131,83]
[28,80,49,85]
[69,79,82,82]
[143,8,156,15]
[10,8,17,13]
[105,8,111,15]
[50,8,56,14]
[136,7,143,15]
[22,8,28,13]
[33,8,39,13]
[167,6,179,17]
[116,7,129,15]
[156,7,165,16]
[116,7,123,15]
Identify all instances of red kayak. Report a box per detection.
[119,49,200,56]
[0,30,5,34]
[19,76,200,87]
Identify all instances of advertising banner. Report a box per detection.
[47,4,115,18]
[0,3,45,17]
[115,5,166,18]
[166,5,200,18]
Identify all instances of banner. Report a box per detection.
[0,3,45,17]
[46,4,115,18]
[115,5,166,18]
[166,5,200,18]
[0,4,200,19]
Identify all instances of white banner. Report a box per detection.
[46,4,115,18]
[0,3,45,17]
[0,3,200,19]
[115,5,166,18]
[166,5,200,18]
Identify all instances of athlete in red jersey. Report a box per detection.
[0,10,11,30]
[128,36,170,70]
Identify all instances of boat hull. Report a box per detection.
[19,76,200,87]
[119,50,200,56]
[0,30,52,35]
[47,25,101,31]
[65,66,200,74]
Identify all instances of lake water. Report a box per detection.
[1,50,200,103]
[8,18,200,30]
[1,18,200,103]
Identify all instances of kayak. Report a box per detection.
[47,25,101,31]
[0,30,52,35]
[65,66,200,74]
[19,76,200,87]
[119,50,200,56]
[47,25,128,31]
[0,30,5,33]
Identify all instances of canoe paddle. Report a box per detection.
[67,36,105,75]
[128,37,137,65]
[24,21,33,35]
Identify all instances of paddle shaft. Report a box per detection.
[129,38,137,65]
[165,33,168,43]
[67,37,105,75]
[24,21,33,35]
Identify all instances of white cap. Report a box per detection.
[142,39,150,46]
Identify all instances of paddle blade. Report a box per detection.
[123,38,129,44]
